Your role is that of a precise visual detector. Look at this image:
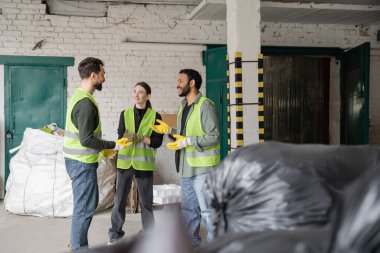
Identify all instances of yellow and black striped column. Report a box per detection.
[235,52,244,148]
[258,53,264,142]
[226,54,231,154]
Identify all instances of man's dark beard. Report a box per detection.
[95,83,103,91]
[179,81,190,97]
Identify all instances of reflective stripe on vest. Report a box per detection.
[63,88,102,163]
[178,96,220,167]
[63,146,99,155]
[117,107,157,171]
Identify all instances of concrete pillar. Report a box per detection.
[226,0,261,151]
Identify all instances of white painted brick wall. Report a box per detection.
[0,0,218,185]
[1,0,380,187]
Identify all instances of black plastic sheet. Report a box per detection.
[331,167,380,253]
[206,142,380,237]
[196,228,329,253]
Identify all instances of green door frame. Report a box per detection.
[340,42,370,144]
[261,46,343,57]
[203,46,229,159]
[0,55,74,66]
[1,55,74,195]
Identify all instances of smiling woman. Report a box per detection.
[108,81,164,245]
[133,82,152,109]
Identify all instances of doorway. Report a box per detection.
[1,55,74,196]
[263,55,330,144]
[203,43,370,149]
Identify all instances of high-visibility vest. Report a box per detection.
[117,107,157,171]
[63,88,102,163]
[178,96,220,167]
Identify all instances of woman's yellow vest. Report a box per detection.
[63,88,102,163]
[117,108,157,171]
[178,96,220,167]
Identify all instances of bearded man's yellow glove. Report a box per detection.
[150,119,171,134]
[166,134,191,151]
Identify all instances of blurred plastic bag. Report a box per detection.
[79,205,192,253]
[207,142,380,237]
[331,166,380,253]
[196,228,330,253]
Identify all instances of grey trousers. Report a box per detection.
[108,168,154,240]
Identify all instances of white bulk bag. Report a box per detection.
[4,128,116,217]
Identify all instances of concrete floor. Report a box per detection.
[0,200,142,253]
[0,201,206,253]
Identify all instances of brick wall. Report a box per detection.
[0,0,226,133]
[0,0,226,187]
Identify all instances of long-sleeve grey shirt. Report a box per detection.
[172,92,220,177]
[71,98,116,150]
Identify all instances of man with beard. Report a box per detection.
[64,57,131,251]
[151,69,220,246]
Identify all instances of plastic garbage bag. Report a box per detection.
[196,228,330,253]
[200,146,380,253]
[206,142,380,237]
[331,166,380,253]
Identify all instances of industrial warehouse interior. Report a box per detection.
[0,0,380,252]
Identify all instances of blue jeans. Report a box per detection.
[65,158,99,251]
[181,173,212,246]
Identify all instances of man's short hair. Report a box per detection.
[179,69,202,90]
[78,57,104,79]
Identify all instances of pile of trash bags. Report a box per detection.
[203,142,380,253]
[5,127,116,217]
[79,142,380,253]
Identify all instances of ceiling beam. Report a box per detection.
[262,1,380,11]
[261,1,380,25]
[187,0,225,20]
[61,0,203,5]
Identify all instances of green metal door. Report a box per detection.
[2,56,73,187]
[203,46,228,159]
[341,42,370,144]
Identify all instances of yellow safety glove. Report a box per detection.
[150,119,171,134]
[103,149,117,159]
[166,134,191,150]
[114,137,133,150]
